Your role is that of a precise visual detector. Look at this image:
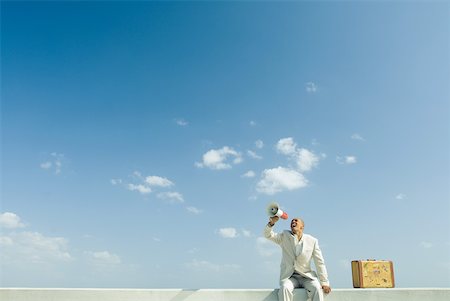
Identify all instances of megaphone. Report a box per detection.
[267,202,288,220]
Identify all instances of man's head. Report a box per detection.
[290,218,304,235]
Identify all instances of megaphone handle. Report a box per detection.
[269,216,279,224]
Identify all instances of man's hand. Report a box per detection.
[322,285,331,294]
[268,216,279,226]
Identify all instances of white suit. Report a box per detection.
[264,225,329,301]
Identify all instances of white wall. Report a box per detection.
[1,288,450,301]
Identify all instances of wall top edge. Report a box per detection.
[1,288,450,291]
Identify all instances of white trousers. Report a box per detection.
[279,273,324,301]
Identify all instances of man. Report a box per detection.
[264,216,331,301]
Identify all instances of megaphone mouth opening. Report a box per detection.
[266,202,289,220]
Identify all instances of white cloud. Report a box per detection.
[256,138,319,195]
[0,236,13,246]
[118,172,183,201]
[256,167,308,195]
[1,231,72,264]
[157,191,184,203]
[249,120,257,127]
[248,195,258,201]
[276,138,320,172]
[242,229,251,237]
[247,150,262,160]
[55,161,62,173]
[0,212,25,229]
[175,118,189,126]
[305,82,318,93]
[395,193,406,200]
[86,251,121,265]
[40,152,65,175]
[241,170,256,178]
[132,171,143,178]
[295,148,319,172]
[276,137,297,156]
[218,227,238,238]
[188,248,199,254]
[345,156,357,164]
[255,140,264,149]
[196,146,242,170]
[233,156,243,164]
[186,206,203,215]
[185,259,240,272]
[420,241,433,249]
[127,184,151,194]
[217,228,251,238]
[351,133,365,141]
[336,156,357,165]
[256,237,280,257]
[110,179,122,185]
[145,176,174,187]
[40,161,52,169]
[0,213,72,264]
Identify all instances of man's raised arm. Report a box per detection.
[264,216,282,244]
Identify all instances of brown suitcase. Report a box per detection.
[351,259,395,288]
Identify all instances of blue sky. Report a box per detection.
[1,1,449,289]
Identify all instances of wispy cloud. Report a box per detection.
[145,176,174,187]
[1,231,72,264]
[336,156,357,165]
[395,193,407,200]
[256,237,280,257]
[305,82,318,93]
[195,146,242,170]
[1,212,72,265]
[157,191,184,203]
[186,206,203,215]
[110,179,122,185]
[241,170,256,178]
[174,118,189,126]
[255,139,264,149]
[113,173,185,204]
[242,229,251,237]
[127,183,152,194]
[86,251,121,265]
[218,227,238,238]
[351,133,365,141]
[247,150,262,160]
[420,241,433,249]
[295,148,319,172]
[185,259,240,273]
[40,152,65,175]
[216,228,252,239]
[40,161,52,169]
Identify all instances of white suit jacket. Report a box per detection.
[264,225,329,286]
